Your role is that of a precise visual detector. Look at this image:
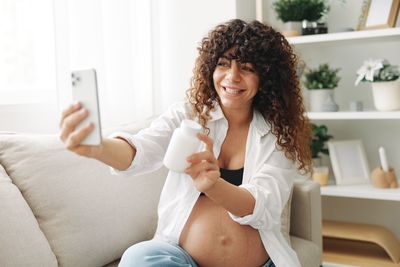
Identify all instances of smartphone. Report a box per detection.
[71,69,102,145]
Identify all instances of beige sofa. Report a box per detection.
[0,119,322,267]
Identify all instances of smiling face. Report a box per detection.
[213,49,260,113]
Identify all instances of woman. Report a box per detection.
[60,19,311,267]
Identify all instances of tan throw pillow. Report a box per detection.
[0,164,58,267]
[281,186,293,246]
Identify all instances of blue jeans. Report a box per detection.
[118,240,275,267]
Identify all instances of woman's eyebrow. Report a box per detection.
[221,51,239,60]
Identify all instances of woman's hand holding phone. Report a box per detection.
[59,102,136,171]
[59,70,135,169]
[59,102,103,159]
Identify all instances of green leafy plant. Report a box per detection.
[310,123,332,158]
[273,0,329,22]
[303,63,341,90]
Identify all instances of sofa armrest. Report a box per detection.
[290,179,322,252]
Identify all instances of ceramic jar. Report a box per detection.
[371,79,400,111]
[309,89,339,112]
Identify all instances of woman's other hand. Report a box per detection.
[59,102,102,158]
[185,133,220,193]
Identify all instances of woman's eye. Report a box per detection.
[217,60,230,67]
[241,65,255,72]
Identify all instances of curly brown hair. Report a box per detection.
[186,19,312,174]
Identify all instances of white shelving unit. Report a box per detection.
[306,111,400,120]
[321,184,400,201]
[260,1,400,264]
[287,27,400,44]
[296,29,400,201]
[293,27,400,267]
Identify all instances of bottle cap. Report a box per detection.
[180,119,201,136]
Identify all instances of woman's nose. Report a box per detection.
[226,64,241,82]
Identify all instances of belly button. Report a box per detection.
[219,235,231,246]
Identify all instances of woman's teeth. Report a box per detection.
[223,87,242,95]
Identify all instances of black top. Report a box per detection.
[199,167,244,196]
[220,167,244,186]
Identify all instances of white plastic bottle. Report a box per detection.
[163,119,202,172]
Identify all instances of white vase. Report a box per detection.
[371,79,400,111]
[309,89,339,112]
[282,21,302,37]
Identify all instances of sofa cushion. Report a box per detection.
[291,179,322,251]
[0,132,167,267]
[0,163,58,267]
[290,235,321,267]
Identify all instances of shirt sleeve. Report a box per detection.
[109,101,189,176]
[228,149,296,230]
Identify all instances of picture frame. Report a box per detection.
[328,140,370,185]
[356,0,372,31]
[359,0,400,30]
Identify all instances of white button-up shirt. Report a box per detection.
[111,101,301,267]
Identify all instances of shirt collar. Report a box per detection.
[209,103,225,122]
[209,102,270,137]
[253,110,271,137]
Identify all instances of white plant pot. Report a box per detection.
[309,89,339,112]
[283,21,302,37]
[371,79,400,111]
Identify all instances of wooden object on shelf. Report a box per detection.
[323,220,400,264]
[371,167,399,188]
[324,238,400,267]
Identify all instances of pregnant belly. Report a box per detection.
[179,196,268,267]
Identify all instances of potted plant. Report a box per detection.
[303,63,340,112]
[310,123,333,185]
[310,123,332,160]
[355,59,400,111]
[273,0,329,36]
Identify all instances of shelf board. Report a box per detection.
[306,111,400,120]
[287,27,400,45]
[321,183,400,201]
